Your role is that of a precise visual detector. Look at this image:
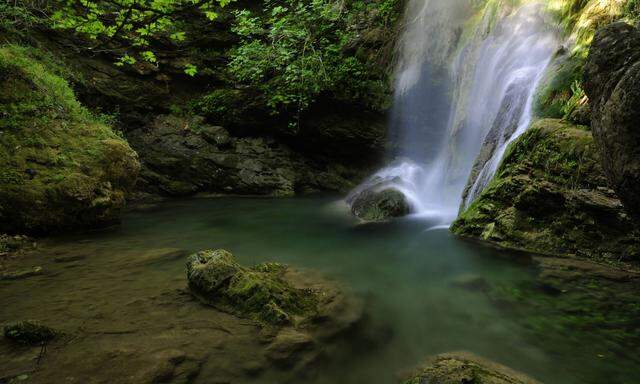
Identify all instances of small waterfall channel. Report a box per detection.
[348,0,559,225]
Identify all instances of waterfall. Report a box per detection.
[349,0,559,225]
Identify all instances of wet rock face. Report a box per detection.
[127,114,354,197]
[401,352,540,384]
[453,119,640,265]
[584,22,640,217]
[349,188,411,221]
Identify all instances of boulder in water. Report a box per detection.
[350,188,411,221]
[186,249,363,331]
[186,249,365,373]
[401,352,541,384]
[186,250,317,325]
[584,22,640,217]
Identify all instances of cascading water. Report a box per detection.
[348,0,559,225]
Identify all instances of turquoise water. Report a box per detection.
[1,197,638,383]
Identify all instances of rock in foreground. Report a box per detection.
[584,22,640,217]
[350,188,411,221]
[453,119,640,265]
[401,352,540,384]
[186,249,365,373]
[186,249,362,330]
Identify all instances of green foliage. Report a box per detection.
[625,0,640,20]
[537,0,637,121]
[0,1,46,37]
[49,0,234,74]
[188,88,254,127]
[226,0,399,126]
[533,53,584,119]
[0,45,90,130]
[561,79,586,119]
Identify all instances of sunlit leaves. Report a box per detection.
[184,63,198,76]
[50,0,235,72]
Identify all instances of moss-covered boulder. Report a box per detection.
[4,321,57,345]
[452,119,640,266]
[0,45,140,234]
[350,188,411,221]
[186,250,319,326]
[401,352,540,384]
[584,22,640,217]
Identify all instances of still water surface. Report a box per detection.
[2,197,638,383]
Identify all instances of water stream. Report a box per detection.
[352,0,558,222]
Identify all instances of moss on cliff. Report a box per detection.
[0,45,139,234]
[534,0,634,121]
[452,119,640,266]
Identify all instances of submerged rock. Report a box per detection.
[584,22,640,217]
[453,119,640,266]
[401,352,540,384]
[350,188,411,221]
[4,321,57,345]
[0,266,44,281]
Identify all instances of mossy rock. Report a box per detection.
[0,45,140,234]
[453,119,640,267]
[4,321,57,345]
[186,250,320,326]
[0,234,33,255]
[350,188,411,221]
[401,352,540,384]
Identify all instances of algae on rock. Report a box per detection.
[0,45,140,234]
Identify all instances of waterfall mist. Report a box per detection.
[349,0,559,225]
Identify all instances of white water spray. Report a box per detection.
[349,1,559,225]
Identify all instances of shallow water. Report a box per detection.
[1,197,639,383]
